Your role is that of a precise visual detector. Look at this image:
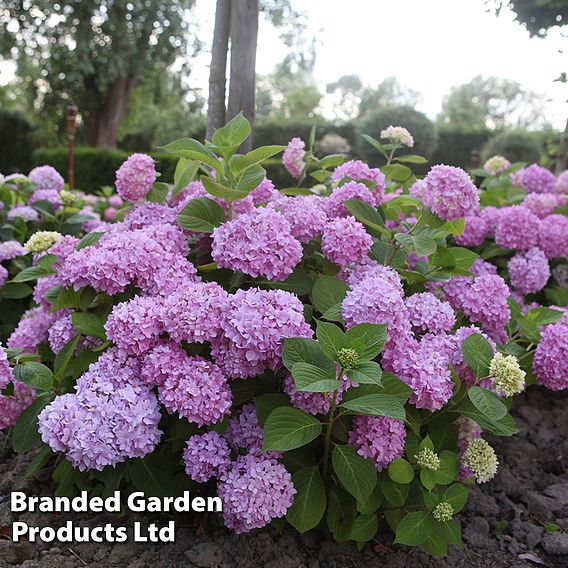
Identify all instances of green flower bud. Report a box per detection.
[59,189,75,205]
[489,352,525,397]
[24,231,63,253]
[415,447,441,471]
[337,347,359,369]
[463,438,499,483]
[433,502,454,522]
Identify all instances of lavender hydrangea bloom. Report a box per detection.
[115,153,156,201]
[0,240,26,261]
[48,312,76,353]
[331,160,386,203]
[7,205,39,223]
[324,181,377,219]
[538,214,568,259]
[283,137,305,179]
[29,165,64,191]
[556,170,568,194]
[32,275,61,309]
[8,307,56,352]
[522,164,556,193]
[422,165,479,221]
[348,415,406,471]
[140,341,188,386]
[321,216,372,267]
[455,216,488,247]
[494,206,539,251]
[533,323,568,390]
[338,259,404,293]
[479,206,501,236]
[211,208,303,281]
[184,432,231,483]
[158,356,232,427]
[29,189,63,211]
[0,265,8,287]
[508,247,550,294]
[0,380,35,430]
[0,344,12,390]
[268,195,328,243]
[224,404,265,454]
[470,258,497,276]
[522,193,565,218]
[405,292,456,335]
[122,202,178,230]
[212,288,312,379]
[249,177,280,205]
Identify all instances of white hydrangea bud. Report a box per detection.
[490,352,526,397]
[415,447,441,471]
[380,125,414,148]
[24,231,63,253]
[433,501,454,522]
[463,438,499,483]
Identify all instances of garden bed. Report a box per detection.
[1,386,566,568]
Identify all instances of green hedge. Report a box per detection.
[0,110,37,174]
[32,147,179,193]
[432,127,492,169]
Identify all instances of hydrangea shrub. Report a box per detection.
[0,115,567,557]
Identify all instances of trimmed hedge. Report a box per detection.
[480,130,545,164]
[0,110,37,174]
[432,127,492,169]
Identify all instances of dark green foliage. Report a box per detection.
[0,110,37,174]
[432,127,492,169]
[481,130,544,163]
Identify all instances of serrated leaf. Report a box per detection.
[468,386,507,420]
[341,393,405,420]
[395,511,431,546]
[177,197,226,233]
[13,362,53,391]
[292,362,341,393]
[461,333,494,378]
[286,467,326,533]
[332,445,377,503]
[263,407,322,451]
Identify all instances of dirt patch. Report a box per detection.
[1,387,567,568]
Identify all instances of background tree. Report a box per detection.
[0,0,199,148]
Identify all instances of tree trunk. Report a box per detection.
[206,0,232,141]
[556,117,568,174]
[87,76,137,147]
[227,0,259,152]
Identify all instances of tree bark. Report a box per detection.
[206,0,232,141]
[87,75,138,147]
[227,0,259,152]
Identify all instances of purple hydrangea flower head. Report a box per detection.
[455,215,488,247]
[224,403,265,454]
[422,165,479,220]
[33,275,61,309]
[217,453,296,533]
[494,206,539,251]
[0,240,26,261]
[321,216,372,267]
[324,181,377,218]
[115,153,156,201]
[0,265,8,287]
[508,247,550,294]
[479,206,501,236]
[212,288,312,379]
[348,415,406,471]
[470,258,497,276]
[268,195,328,243]
[29,189,62,210]
[405,292,456,335]
[556,170,568,194]
[522,164,556,193]
[409,179,428,202]
[331,160,386,203]
[283,137,305,179]
[108,194,123,207]
[249,177,279,205]
[533,323,568,390]
[538,214,568,259]
[211,208,302,281]
[140,341,189,386]
[7,307,56,352]
[0,380,35,430]
[105,295,164,356]
[123,202,178,230]
[161,281,228,343]
[50,235,80,266]
[29,165,64,191]
[522,192,564,218]
[104,207,118,221]
[158,356,232,427]
[184,432,231,483]
[338,259,404,294]
[48,312,75,353]
[0,344,13,390]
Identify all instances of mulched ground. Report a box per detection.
[1,387,567,568]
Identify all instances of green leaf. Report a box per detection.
[421,468,436,490]
[146,182,169,204]
[361,134,387,157]
[320,303,344,323]
[71,312,107,341]
[380,373,413,400]
[235,164,266,192]
[211,112,251,156]
[394,233,437,257]
[76,232,104,250]
[442,483,469,513]
[388,458,415,484]
[282,338,334,376]
[292,362,341,393]
[0,282,33,299]
[526,307,564,326]
[332,445,377,503]
[286,466,326,533]
[129,451,185,498]
[24,446,53,478]
[346,361,382,385]
[433,451,459,485]
[201,176,251,202]
[468,386,507,420]
[356,485,383,514]
[54,335,80,380]
[254,393,290,426]
[177,197,226,233]
[172,158,200,197]
[443,217,465,236]
[12,397,49,453]
[160,138,223,172]
[345,323,387,360]
[13,363,54,391]
[395,511,431,546]
[341,393,406,420]
[350,514,378,542]
[382,163,412,182]
[261,267,315,293]
[12,266,52,283]
[369,240,406,269]
[420,519,448,556]
[448,247,478,270]
[395,154,428,164]
[231,145,285,174]
[442,520,462,546]
[381,476,409,506]
[461,333,494,378]
[263,407,322,451]
[316,320,346,360]
[327,490,356,542]
[311,275,349,315]
[344,199,387,236]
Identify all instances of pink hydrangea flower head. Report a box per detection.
[248,177,279,205]
[7,307,56,352]
[321,216,372,267]
[522,163,556,193]
[115,153,156,201]
[108,195,123,207]
[158,356,232,427]
[522,192,564,218]
[508,247,550,294]
[405,292,456,336]
[556,170,568,194]
[324,181,377,219]
[122,202,178,230]
[348,415,406,471]
[455,215,488,247]
[538,214,568,259]
[217,453,296,533]
[331,160,386,203]
[268,195,328,243]
[0,344,12,390]
[533,323,568,390]
[211,207,302,281]
[48,312,76,353]
[140,340,190,386]
[161,281,228,343]
[511,167,526,186]
[29,165,64,192]
[470,258,497,277]
[184,432,231,483]
[283,137,305,179]
[224,403,265,454]
[409,179,428,202]
[338,259,404,294]
[0,265,8,287]
[494,206,539,251]
[29,189,62,210]
[479,206,501,236]
[423,165,479,220]
[0,240,26,261]
[0,380,35,430]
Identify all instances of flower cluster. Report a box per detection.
[380,125,414,147]
[115,153,156,201]
[283,137,306,179]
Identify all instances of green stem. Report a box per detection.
[322,367,343,483]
